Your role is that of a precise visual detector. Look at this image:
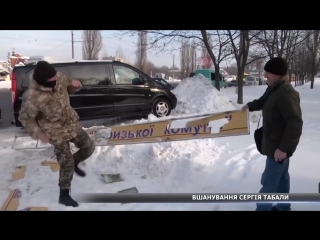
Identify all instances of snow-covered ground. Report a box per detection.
[0,80,11,89]
[1,76,319,211]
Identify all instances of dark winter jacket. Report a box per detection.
[247,79,303,158]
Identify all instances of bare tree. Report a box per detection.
[180,40,197,79]
[185,43,191,77]
[119,30,235,90]
[82,30,103,60]
[101,49,109,60]
[116,46,126,62]
[250,30,315,78]
[180,40,187,79]
[306,30,320,89]
[248,30,318,87]
[201,30,234,90]
[136,31,148,72]
[291,43,310,86]
[190,39,197,72]
[132,30,234,90]
[120,30,235,89]
[250,31,303,59]
[227,30,251,104]
[226,30,307,104]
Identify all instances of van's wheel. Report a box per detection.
[152,98,171,117]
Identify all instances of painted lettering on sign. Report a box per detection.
[164,123,213,136]
[108,115,233,140]
[109,125,155,140]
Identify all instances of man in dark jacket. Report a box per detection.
[242,57,303,211]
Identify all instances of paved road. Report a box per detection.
[0,89,14,130]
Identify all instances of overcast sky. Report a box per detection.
[0,30,181,67]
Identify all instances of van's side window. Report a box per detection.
[22,66,67,87]
[68,64,111,86]
[113,65,143,85]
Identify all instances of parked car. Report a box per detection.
[245,76,258,86]
[225,76,234,82]
[11,60,178,127]
[227,80,237,87]
[261,77,267,85]
[0,68,9,76]
[0,67,9,80]
[152,77,175,90]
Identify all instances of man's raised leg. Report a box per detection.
[70,128,95,177]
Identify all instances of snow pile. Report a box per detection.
[173,74,236,115]
[88,138,225,186]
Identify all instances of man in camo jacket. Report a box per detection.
[19,61,95,207]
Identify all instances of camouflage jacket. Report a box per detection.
[18,72,82,144]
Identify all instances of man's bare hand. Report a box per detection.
[39,133,50,143]
[274,149,287,161]
[241,105,248,112]
[71,80,82,89]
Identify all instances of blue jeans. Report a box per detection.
[256,157,291,211]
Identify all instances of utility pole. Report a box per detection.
[71,30,74,59]
[71,30,83,59]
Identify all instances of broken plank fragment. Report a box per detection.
[19,206,48,211]
[0,189,21,211]
[101,173,124,184]
[12,166,26,181]
[41,160,60,172]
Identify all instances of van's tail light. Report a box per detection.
[11,71,17,107]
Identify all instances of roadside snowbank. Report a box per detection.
[172,74,236,115]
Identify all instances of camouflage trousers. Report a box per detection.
[53,129,95,189]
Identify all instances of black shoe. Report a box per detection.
[59,189,79,207]
[74,163,86,177]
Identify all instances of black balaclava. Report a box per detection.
[33,61,57,89]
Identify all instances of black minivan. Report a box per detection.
[11,60,177,127]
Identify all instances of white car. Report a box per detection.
[245,76,258,86]
[225,76,234,82]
